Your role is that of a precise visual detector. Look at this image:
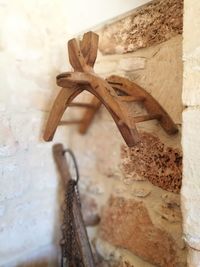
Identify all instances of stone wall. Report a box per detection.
[0,0,187,266]
[182,0,200,266]
[70,34,186,266]
[0,1,70,266]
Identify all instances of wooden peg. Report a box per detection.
[80,31,99,67]
[133,114,162,123]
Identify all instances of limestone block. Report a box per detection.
[131,188,151,198]
[80,194,100,226]
[95,238,156,267]
[188,248,200,267]
[118,57,146,72]
[183,0,200,57]
[97,36,183,124]
[182,108,200,249]
[183,57,200,106]
[121,132,182,193]
[94,60,118,75]
[97,0,183,55]
[99,196,180,267]
[154,202,182,223]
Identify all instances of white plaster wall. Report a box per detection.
[0,0,151,266]
[182,0,200,265]
[0,0,70,266]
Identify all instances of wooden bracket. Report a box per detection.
[43,31,178,147]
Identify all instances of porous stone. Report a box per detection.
[121,132,182,193]
[97,0,183,55]
[100,196,178,267]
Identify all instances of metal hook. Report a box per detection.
[62,149,80,184]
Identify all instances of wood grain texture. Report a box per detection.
[44,31,178,146]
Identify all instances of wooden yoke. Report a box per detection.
[43,31,178,147]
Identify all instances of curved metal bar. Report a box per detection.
[63,148,80,184]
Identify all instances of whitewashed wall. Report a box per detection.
[0,0,70,266]
[0,0,151,266]
[182,0,200,266]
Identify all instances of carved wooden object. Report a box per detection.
[44,31,178,146]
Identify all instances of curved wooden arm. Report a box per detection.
[44,87,83,141]
[107,75,178,135]
[43,31,178,147]
[57,72,140,146]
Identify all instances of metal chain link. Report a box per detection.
[60,150,84,267]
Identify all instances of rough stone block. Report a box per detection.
[118,57,146,72]
[99,196,181,267]
[121,132,182,193]
[183,0,200,57]
[97,0,183,55]
[188,249,200,267]
[182,108,200,249]
[183,58,200,106]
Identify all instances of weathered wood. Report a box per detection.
[43,87,83,141]
[79,96,102,134]
[118,95,145,102]
[57,72,140,146]
[133,114,161,123]
[44,31,178,146]
[53,144,95,267]
[68,38,90,72]
[80,31,99,67]
[69,102,97,109]
[108,75,178,135]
